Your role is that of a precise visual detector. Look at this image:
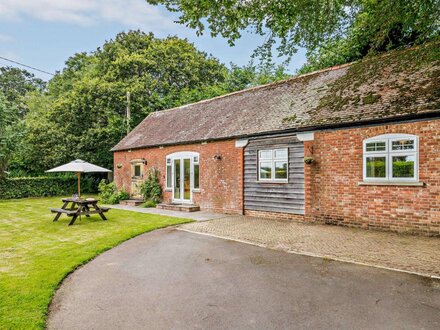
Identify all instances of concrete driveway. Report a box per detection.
[48,228,440,330]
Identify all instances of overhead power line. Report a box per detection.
[0,56,55,76]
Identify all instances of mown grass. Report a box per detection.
[0,196,191,329]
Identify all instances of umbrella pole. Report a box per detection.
[77,172,81,198]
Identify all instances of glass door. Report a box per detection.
[183,158,191,201]
[172,157,192,203]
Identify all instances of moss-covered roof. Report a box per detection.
[113,42,440,151]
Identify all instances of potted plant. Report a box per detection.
[304,157,315,164]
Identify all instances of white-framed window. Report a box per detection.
[193,155,200,190]
[363,134,419,182]
[258,148,288,182]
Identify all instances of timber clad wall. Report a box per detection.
[244,135,305,215]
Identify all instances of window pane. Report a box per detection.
[274,149,288,159]
[166,158,171,164]
[392,155,415,178]
[275,161,288,179]
[193,155,199,163]
[366,141,386,152]
[194,164,200,189]
[392,139,414,151]
[183,158,191,200]
[166,165,172,188]
[259,162,272,179]
[174,159,181,199]
[366,157,386,178]
[259,150,272,159]
[134,165,141,177]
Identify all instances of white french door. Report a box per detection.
[172,157,192,203]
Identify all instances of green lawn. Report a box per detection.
[0,196,191,329]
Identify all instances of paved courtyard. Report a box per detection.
[180,216,440,278]
[107,204,227,221]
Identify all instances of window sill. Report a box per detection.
[256,181,288,184]
[193,189,201,193]
[358,181,424,187]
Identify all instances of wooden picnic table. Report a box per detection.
[51,198,109,226]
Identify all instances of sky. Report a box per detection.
[0,0,307,81]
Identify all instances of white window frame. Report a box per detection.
[193,155,200,191]
[363,134,419,183]
[165,152,200,193]
[166,158,172,189]
[258,148,288,182]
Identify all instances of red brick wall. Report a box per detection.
[244,210,304,221]
[113,139,244,214]
[304,119,440,236]
[114,119,440,235]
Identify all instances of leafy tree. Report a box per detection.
[14,31,289,175]
[224,61,289,92]
[148,0,440,70]
[0,92,23,178]
[0,67,46,117]
[21,31,229,173]
[0,68,45,176]
[175,60,289,104]
[299,1,440,73]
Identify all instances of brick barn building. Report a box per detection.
[112,43,440,236]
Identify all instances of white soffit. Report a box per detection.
[235,139,249,148]
[297,132,314,141]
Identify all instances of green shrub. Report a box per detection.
[98,180,129,204]
[367,160,414,178]
[0,176,98,199]
[393,161,414,177]
[139,167,162,203]
[366,160,386,178]
[142,199,157,208]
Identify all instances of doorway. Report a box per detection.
[167,152,200,204]
[172,157,192,203]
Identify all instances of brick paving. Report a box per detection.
[180,216,440,278]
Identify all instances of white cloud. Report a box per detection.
[0,34,14,43]
[0,0,175,31]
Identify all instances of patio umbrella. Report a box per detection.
[46,159,112,197]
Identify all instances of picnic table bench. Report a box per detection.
[51,197,109,226]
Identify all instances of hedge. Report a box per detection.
[0,177,99,199]
[366,160,414,178]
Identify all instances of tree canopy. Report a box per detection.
[148,0,440,71]
[0,68,43,178]
[0,92,22,178]
[0,67,45,116]
[21,31,228,173]
[2,31,287,175]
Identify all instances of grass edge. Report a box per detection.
[42,220,192,329]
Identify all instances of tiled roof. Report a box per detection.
[112,43,440,151]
